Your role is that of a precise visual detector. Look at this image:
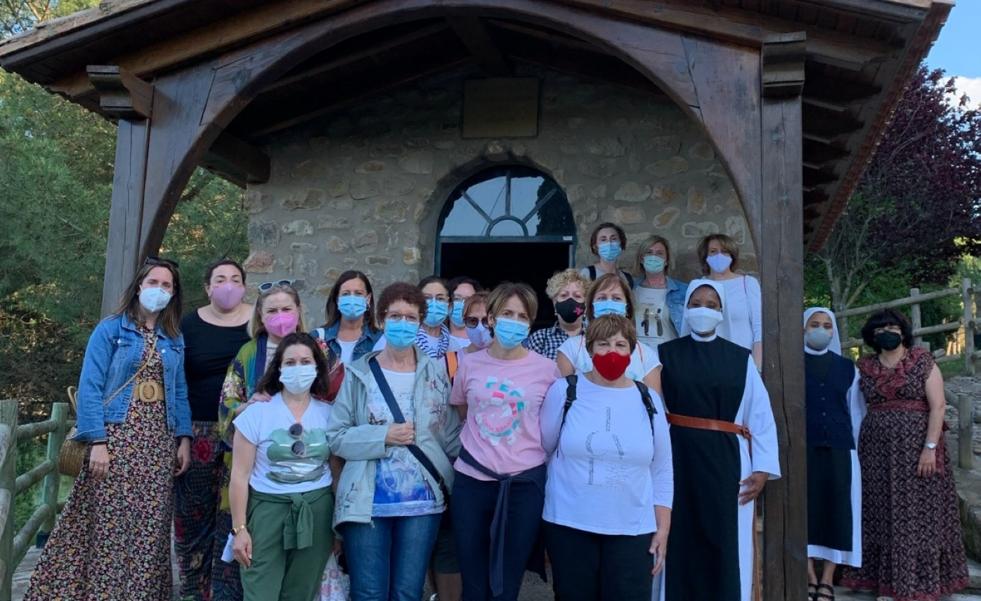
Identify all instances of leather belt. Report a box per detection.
[135,381,164,402]
[667,414,752,455]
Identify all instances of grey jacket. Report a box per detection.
[326,349,462,528]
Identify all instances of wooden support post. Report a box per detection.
[958,391,973,469]
[964,278,976,376]
[39,402,68,543]
[760,32,807,601]
[910,288,922,348]
[0,399,19,599]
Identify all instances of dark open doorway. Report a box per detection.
[439,241,571,329]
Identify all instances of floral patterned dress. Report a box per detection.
[25,327,176,601]
[841,346,968,601]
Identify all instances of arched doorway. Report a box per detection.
[435,165,575,327]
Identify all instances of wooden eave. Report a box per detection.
[0,0,953,250]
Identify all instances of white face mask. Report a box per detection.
[805,327,834,351]
[687,307,724,335]
[280,364,317,394]
[706,253,733,274]
[139,287,172,313]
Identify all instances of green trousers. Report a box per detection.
[241,486,334,601]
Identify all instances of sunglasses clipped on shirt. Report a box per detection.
[258,279,294,293]
[289,422,305,457]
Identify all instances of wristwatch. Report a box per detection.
[232,524,248,536]
[924,441,938,450]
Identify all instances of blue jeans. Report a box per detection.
[341,514,442,601]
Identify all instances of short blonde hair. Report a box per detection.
[585,314,637,354]
[463,292,488,317]
[545,269,588,300]
[634,235,672,275]
[585,273,636,320]
[486,282,538,320]
[697,234,740,275]
[249,284,307,338]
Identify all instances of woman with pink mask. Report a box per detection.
[175,259,252,600]
[213,281,310,601]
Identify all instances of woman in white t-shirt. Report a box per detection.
[632,235,687,349]
[229,332,336,601]
[557,272,660,390]
[542,315,673,600]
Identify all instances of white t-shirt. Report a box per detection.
[264,341,278,370]
[449,335,471,352]
[557,335,660,382]
[233,393,333,495]
[367,369,440,517]
[541,375,673,535]
[633,286,677,349]
[337,339,357,365]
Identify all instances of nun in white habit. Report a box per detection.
[803,307,865,601]
[654,279,780,601]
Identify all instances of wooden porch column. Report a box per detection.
[759,32,807,601]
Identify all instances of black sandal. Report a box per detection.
[807,582,818,600]
[815,583,835,601]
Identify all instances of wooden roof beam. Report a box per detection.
[447,16,511,76]
[201,132,270,187]
[86,65,153,120]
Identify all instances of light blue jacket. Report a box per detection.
[635,276,688,335]
[74,314,192,442]
[326,349,461,528]
[312,322,380,364]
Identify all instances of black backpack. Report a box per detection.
[560,374,657,432]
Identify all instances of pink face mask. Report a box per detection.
[265,311,298,338]
[210,283,246,311]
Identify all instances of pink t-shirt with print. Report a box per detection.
[450,349,561,481]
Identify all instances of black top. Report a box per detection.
[805,351,856,449]
[181,310,251,422]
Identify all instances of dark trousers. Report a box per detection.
[451,471,544,601]
[544,522,653,601]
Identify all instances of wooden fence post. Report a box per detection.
[964,278,976,376]
[38,402,68,545]
[0,399,19,600]
[910,288,922,347]
[958,390,974,469]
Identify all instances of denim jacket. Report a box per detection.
[74,314,192,442]
[636,276,688,335]
[312,323,380,364]
[326,349,462,529]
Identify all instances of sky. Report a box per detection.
[926,1,981,109]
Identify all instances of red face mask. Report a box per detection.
[592,350,630,381]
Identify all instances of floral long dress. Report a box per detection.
[841,346,968,601]
[25,327,176,601]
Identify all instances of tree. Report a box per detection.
[813,65,981,315]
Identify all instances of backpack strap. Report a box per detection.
[622,271,635,289]
[445,351,459,383]
[587,265,596,280]
[633,380,657,425]
[560,374,578,429]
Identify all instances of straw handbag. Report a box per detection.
[58,386,86,477]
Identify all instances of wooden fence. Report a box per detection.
[836,278,978,470]
[0,399,69,601]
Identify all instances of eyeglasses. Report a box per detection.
[144,256,179,269]
[258,279,294,293]
[464,316,490,328]
[385,312,420,324]
[289,423,305,457]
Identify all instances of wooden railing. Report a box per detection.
[838,278,978,376]
[0,399,69,600]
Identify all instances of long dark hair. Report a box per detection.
[256,333,331,398]
[115,259,183,338]
[323,270,377,332]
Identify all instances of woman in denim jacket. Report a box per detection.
[327,282,461,601]
[25,258,192,601]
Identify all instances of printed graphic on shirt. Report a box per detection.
[265,426,329,484]
[474,376,526,446]
[584,406,629,488]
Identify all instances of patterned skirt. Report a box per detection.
[841,409,968,601]
[24,393,176,601]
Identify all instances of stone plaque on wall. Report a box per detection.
[462,78,539,138]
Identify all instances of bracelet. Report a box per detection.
[232,524,248,536]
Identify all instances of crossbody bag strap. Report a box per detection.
[368,357,448,496]
[103,333,157,406]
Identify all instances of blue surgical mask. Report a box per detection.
[424,299,449,327]
[493,317,530,349]
[593,299,627,317]
[598,241,622,262]
[384,319,419,349]
[139,287,172,313]
[643,255,666,274]
[338,295,367,319]
[450,302,466,328]
[466,323,493,349]
[706,253,733,274]
[805,327,834,351]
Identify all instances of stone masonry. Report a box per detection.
[245,64,755,326]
